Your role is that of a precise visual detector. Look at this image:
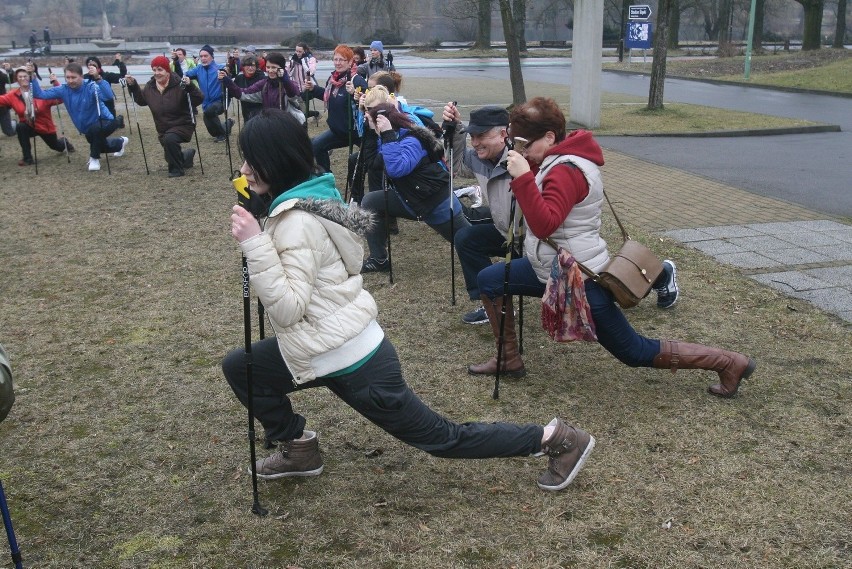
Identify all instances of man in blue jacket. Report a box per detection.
[184,44,232,142]
[30,62,129,172]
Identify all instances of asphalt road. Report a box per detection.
[402,57,852,218]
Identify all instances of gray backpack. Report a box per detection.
[0,343,13,423]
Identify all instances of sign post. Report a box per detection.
[626,5,654,63]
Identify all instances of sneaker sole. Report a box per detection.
[250,464,324,480]
[462,318,490,325]
[537,435,595,491]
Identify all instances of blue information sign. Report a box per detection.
[625,22,653,49]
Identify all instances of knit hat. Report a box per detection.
[369,40,384,53]
[265,52,287,69]
[85,56,103,69]
[151,55,171,70]
[200,44,215,56]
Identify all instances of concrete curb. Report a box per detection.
[603,68,852,99]
[613,124,842,137]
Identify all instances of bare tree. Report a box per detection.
[498,0,526,104]
[210,0,234,29]
[475,0,493,48]
[793,0,824,49]
[833,0,847,47]
[668,0,681,48]
[513,0,527,51]
[648,0,672,109]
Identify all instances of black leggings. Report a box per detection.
[222,337,543,458]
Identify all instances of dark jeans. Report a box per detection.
[361,189,470,261]
[455,222,512,301]
[160,131,191,171]
[83,119,121,158]
[312,128,357,173]
[477,257,661,367]
[222,337,543,458]
[16,123,67,160]
[0,108,15,137]
[202,100,226,138]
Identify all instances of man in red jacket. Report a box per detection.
[0,67,74,166]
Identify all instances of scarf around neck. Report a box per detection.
[323,63,356,106]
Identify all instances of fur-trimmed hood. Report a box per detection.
[288,198,376,237]
[400,125,445,163]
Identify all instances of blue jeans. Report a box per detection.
[84,119,120,159]
[312,129,357,173]
[223,337,543,457]
[361,188,469,260]
[477,258,661,367]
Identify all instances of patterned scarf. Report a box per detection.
[22,90,35,122]
[541,246,597,343]
[323,63,356,107]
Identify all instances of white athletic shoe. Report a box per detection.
[113,136,129,157]
[87,157,101,171]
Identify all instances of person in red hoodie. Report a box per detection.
[0,67,74,166]
[470,97,756,398]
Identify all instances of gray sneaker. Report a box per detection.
[462,305,489,325]
[537,418,595,491]
[251,431,324,480]
[653,259,679,309]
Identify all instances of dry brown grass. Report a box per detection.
[0,86,850,568]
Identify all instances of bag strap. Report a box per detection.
[602,190,630,243]
[543,237,600,282]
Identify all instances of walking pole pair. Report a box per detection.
[443,114,457,306]
[493,196,519,400]
[0,480,23,569]
[119,79,132,135]
[187,90,204,175]
[48,67,71,164]
[233,177,268,518]
[123,79,149,175]
[93,86,112,175]
[222,80,234,176]
[382,170,394,284]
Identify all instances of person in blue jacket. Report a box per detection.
[303,44,360,173]
[184,44,232,142]
[359,101,469,273]
[29,62,129,172]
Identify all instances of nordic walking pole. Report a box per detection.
[93,85,111,175]
[233,177,268,518]
[49,68,72,164]
[517,217,525,355]
[222,79,234,176]
[493,196,518,400]
[186,89,204,175]
[0,480,23,569]
[32,133,38,175]
[119,79,132,135]
[124,79,149,175]
[383,170,394,284]
[442,106,458,306]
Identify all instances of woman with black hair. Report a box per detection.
[358,100,469,273]
[222,108,595,492]
[84,55,127,121]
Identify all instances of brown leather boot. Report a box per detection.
[252,431,324,480]
[653,339,757,398]
[468,295,526,378]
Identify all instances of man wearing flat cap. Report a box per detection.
[442,103,520,326]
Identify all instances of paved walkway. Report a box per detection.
[603,151,852,324]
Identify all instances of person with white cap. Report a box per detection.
[357,40,394,78]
